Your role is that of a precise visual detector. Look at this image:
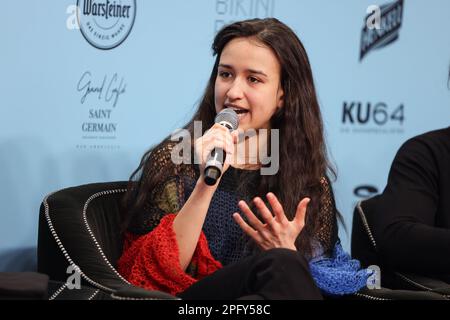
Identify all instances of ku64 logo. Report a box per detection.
[342,102,404,125]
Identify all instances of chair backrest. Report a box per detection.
[351,195,450,295]
[351,195,381,269]
[38,181,130,292]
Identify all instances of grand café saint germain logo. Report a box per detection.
[77,0,136,50]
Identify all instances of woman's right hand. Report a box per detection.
[194,123,238,183]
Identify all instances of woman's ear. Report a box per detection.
[277,88,284,110]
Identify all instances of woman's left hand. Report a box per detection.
[233,193,310,251]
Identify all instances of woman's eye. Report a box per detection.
[248,76,260,83]
[219,71,232,78]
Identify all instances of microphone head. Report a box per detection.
[215,108,239,131]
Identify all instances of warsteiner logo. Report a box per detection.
[360,0,404,61]
[77,0,136,50]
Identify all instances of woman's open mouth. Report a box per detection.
[225,105,249,114]
[230,108,249,122]
[224,104,249,122]
[235,110,249,123]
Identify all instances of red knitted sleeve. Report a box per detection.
[117,214,223,296]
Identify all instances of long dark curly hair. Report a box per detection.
[121,18,336,257]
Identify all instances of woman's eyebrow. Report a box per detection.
[247,68,268,77]
[218,63,233,70]
[218,63,268,77]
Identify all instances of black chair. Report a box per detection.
[37,181,177,300]
[38,182,447,300]
[351,195,450,299]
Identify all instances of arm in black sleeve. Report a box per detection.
[374,136,450,274]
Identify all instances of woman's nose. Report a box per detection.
[226,79,244,100]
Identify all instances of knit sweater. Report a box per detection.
[118,141,369,296]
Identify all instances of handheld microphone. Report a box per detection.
[204,108,239,186]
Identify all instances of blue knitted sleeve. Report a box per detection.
[308,241,373,296]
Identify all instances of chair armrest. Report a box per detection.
[393,272,450,298]
[351,287,447,300]
[110,284,179,300]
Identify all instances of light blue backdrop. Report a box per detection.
[1,0,449,271]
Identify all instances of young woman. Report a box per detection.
[118,18,369,299]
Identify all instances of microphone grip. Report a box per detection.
[204,148,226,186]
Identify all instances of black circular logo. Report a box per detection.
[77,0,136,50]
[353,185,379,198]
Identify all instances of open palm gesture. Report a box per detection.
[233,192,310,251]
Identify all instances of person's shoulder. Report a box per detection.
[319,175,335,188]
[147,140,196,175]
[319,176,330,187]
[391,127,450,173]
[398,127,450,156]
[408,126,450,145]
[149,140,178,160]
[319,175,335,197]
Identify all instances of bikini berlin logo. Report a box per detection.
[360,0,404,61]
[77,0,136,50]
